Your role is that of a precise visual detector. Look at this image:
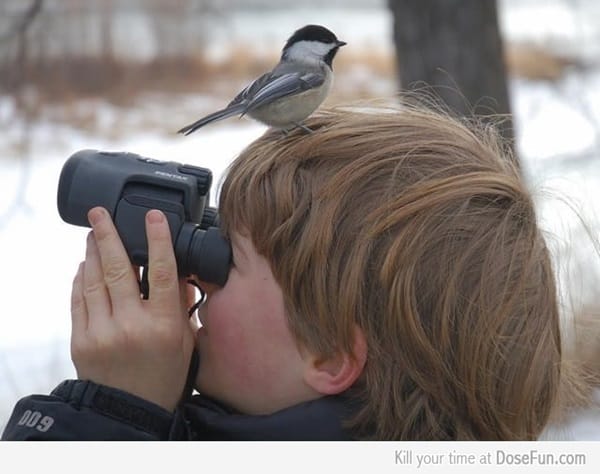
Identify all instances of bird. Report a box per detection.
[177,24,346,135]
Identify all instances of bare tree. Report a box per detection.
[0,0,43,43]
[388,0,515,154]
[1,0,44,93]
[0,0,44,227]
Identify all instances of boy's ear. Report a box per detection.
[303,325,367,395]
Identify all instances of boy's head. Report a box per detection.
[207,103,561,440]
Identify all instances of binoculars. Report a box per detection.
[57,150,231,287]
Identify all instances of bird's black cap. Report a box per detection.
[284,24,344,50]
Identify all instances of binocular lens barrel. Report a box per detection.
[57,150,231,287]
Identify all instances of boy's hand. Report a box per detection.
[70,207,195,412]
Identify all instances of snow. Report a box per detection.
[1,1,600,439]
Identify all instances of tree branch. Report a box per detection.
[0,0,43,43]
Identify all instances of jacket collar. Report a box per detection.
[185,394,354,440]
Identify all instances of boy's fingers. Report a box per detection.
[145,210,180,317]
[82,231,111,320]
[71,261,88,335]
[88,207,139,309]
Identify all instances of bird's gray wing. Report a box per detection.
[243,72,325,111]
[228,72,275,106]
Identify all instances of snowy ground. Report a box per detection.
[1,1,600,438]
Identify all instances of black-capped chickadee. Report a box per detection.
[178,24,346,135]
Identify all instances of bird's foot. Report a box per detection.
[294,122,314,134]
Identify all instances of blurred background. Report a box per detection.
[1,0,599,438]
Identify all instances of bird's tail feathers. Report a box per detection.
[177,104,246,135]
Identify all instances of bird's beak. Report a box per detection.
[337,40,347,48]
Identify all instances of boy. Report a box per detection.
[2,104,562,440]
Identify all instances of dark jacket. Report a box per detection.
[1,379,354,440]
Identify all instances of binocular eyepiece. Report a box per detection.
[57,150,231,287]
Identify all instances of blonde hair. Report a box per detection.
[218,103,562,440]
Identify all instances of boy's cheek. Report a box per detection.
[198,304,252,373]
[195,333,261,406]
